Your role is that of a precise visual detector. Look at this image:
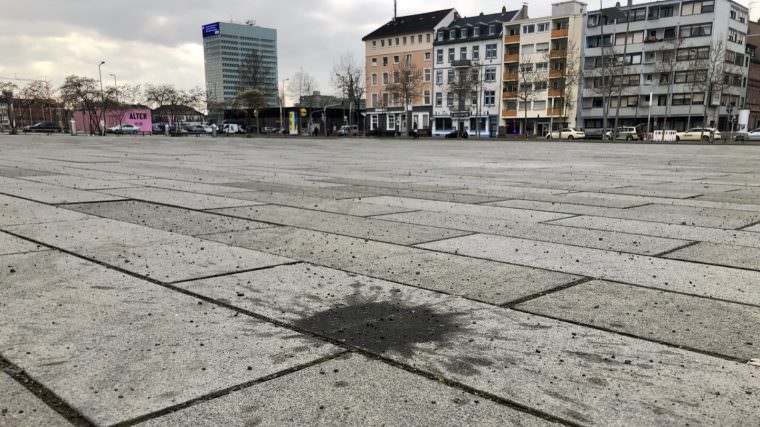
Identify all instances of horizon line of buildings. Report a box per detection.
[362,0,757,137]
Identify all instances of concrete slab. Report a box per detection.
[97,187,262,210]
[744,223,760,232]
[0,167,54,178]
[122,178,258,194]
[21,175,138,190]
[419,234,760,306]
[177,263,760,426]
[665,242,760,270]
[375,211,691,255]
[517,280,760,361]
[0,373,73,427]
[626,203,760,229]
[211,205,472,245]
[551,215,760,248]
[599,185,713,199]
[200,228,579,305]
[139,354,554,427]
[490,200,626,217]
[0,251,342,426]
[0,195,90,227]
[0,177,123,204]
[222,182,380,199]
[6,218,293,283]
[0,232,44,256]
[64,200,273,236]
[219,191,414,217]
[360,196,572,224]
[565,191,760,212]
[350,187,506,204]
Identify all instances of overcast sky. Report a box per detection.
[0,0,754,98]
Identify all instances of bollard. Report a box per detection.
[70,119,77,136]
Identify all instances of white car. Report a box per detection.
[108,124,140,135]
[604,127,639,141]
[675,128,722,142]
[734,129,760,141]
[547,128,585,140]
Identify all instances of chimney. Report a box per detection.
[520,3,528,19]
[393,0,397,22]
[502,6,507,15]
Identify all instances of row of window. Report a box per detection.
[370,33,432,48]
[435,44,498,64]
[370,54,429,67]
[587,1,718,27]
[436,24,499,42]
[434,91,497,107]
[586,23,714,48]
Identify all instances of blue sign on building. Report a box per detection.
[202,22,220,38]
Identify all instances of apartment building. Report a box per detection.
[501,1,587,136]
[580,0,750,132]
[363,9,457,135]
[431,7,525,137]
[746,20,760,130]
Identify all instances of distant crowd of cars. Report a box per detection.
[546,126,727,142]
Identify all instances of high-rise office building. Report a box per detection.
[202,21,278,107]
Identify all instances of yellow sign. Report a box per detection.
[300,108,307,118]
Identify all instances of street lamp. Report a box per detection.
[109,73,118,104]
[98,61,106,135]
[280,78,289,132]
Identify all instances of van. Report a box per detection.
[337,125,359,136]
[222,124,240,134]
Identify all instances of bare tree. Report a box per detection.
[59,75,102,134]
[236,50,273,133]
[445,64,478,137]
[654,37,685,130]
[546,43,582,131]
[695,40,728,140]
[516,57,544,138]
[0,81,19,133]
[145,84,204,131]
[386,58,423,136]
[585,46,626,137]
[288,71,318,106]
[332,53,365,128]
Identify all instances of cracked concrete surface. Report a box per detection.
[1,134,759,426]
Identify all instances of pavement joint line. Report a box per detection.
[652,241,700,258]
[412,241,760,309]
[0,355,97,427]
[738,219,760,231]
[502,277,595,308]
[540,213,760,235]
[509,307,749,364]
[362,209,425,219]
[409,232,479,247]
[651,248,760,274]
[0,190,126,206]
[0,229,582,424]
[166,261,302,285]
[109,351,351,427]
[622,202,655,209]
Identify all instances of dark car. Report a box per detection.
[23,122,62,133]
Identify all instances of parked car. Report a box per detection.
[546,128,585,140]
[734,129,760,141]
[182,124,207,134]
[223,123,241,134]
[262,126,285,134]
[108,124,140,135]
[23,122,62,133]
[675,128,722,142]
[604,127,639,141]
[337,125,359,136]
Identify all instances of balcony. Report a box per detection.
[549,69,563,78]
[502,109,518,117]
[551,29,569,39]
[549,49,567,59]
[504,34,520,44]
[547,108,563,116]
[503,72,518,81]
[503,91,518,99]
[504,53,519,63]
[548,88,563,97]
[452,59,472,67]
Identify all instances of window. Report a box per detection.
[473,27,480,37]
[372,41,377,48]
[406,54,412,65]
[485,68,496,82]
[534,81,548,90]
[371,73,377,86]
[523,24,535,34]
[461,29,468,39]
[446,93,453,107]
[387,114,395,130]
[435,70,443,85]
[436,49,443,64]
[728,29,746,45]
[381,40,385,47]
[410,35,415,44]
[522,44,535,54]
[533,100,546,111]
[448,48,455,63]
[460,47,468,60]
[382,72,388,85]
[535,62,548,72]
[588,14,599,27]
[437,32,444,41]
[371,93,377,107]
[485,44,497,59]
[627,8,646,21]
[426,34,431,43]
[424,69,431,82]
[371,58,377,66]
[536,43,549,53]
[393,56,399,64]
[520,63,534,73]
[393,71,400,84]
[424,90,431,105]
[435,92,442,107]
[586,35,612,48]
[679,23,712,38]
[370,114,378,129]
[489,24,495,35]
[395,37,400,45]
[447,69,454,83]
[664,28,676,40]
[449,30,455,40]
[484,91,495,106]
[472,46,480,61]
[537,22,549,32]
[682,1,714,16]
[424,52,431,61]
[382,93,388,106]
[383,57,388,66]
[403,36,407,45]
[471,91,478,106]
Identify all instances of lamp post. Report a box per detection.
[98,61,106,135]
[279,78,289,132]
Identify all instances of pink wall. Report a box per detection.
[74,108,152,133]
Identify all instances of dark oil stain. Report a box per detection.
[333,381,350,388]
[293,300,462,357]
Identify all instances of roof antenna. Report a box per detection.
[393,0,397,22]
